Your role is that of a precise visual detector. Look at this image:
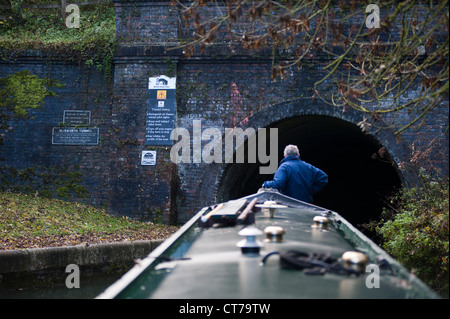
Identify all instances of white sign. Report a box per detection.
[148,75,176,90]
[141,150,157,165]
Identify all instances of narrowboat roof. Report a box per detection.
[97,190,440,299]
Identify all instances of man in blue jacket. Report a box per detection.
[262,145,328,203]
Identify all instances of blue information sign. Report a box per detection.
[145,75,176,145]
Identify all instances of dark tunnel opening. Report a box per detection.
[217,115,403,232]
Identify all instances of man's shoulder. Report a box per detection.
[284,158,318,171]
[280,156,307,170]
[281,155,300,163]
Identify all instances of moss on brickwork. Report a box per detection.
[0,165,88,200]
[0,70,63,144]
[0,1,116,83]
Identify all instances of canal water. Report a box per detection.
[0,273,122,299]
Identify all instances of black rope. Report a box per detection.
[261,250,362,276]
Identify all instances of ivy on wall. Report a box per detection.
[0,165,89,199]
[0,70,62,144]
[0,1,116,84]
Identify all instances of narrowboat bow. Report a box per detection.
[97,189,440,299]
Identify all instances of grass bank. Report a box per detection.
[0,192,179,250]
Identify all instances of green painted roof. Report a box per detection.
[97,191,440,299]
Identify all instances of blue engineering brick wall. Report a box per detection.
[0,1,448,224]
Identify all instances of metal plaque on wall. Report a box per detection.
[63,110,91,126]
[141,150,157,165]
[52,127,99,145]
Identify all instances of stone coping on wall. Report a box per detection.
[0,239,164,274]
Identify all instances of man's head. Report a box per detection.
[284,144,300,157]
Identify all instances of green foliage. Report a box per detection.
[0,70,61,142]
[0,165,88,200]
[9,0,25,17]
[0,1,116,83]
[375,169,449,297]
[0,70,56,116]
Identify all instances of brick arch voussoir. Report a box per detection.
[216,97,415,195]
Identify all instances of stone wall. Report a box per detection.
[1,1,447,225]
[0,58,113,208]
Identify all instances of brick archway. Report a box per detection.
[215,98,409,227]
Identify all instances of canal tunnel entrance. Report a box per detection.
[217,115,403,228]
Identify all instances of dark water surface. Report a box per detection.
[0,273,121,299]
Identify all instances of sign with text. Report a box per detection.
[52,127,99,145]
[145,75,176,145]
[141,150,157,165]
[63,110,91,126]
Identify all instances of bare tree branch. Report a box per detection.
[170,0,449,135]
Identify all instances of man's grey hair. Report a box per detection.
[284,144,300,156]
